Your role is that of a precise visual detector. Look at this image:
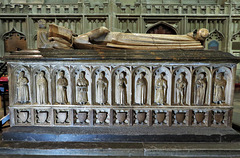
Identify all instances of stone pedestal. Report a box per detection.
[3,49,240,142]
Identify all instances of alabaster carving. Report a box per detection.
[42,23,209,50]
[117,72,127,105]
[36,71,48,104]
[55,110,69,124]
[155,73,167,105]
[194,73,207,106]
[176,73,187,105]
[16,109,30,124]
[136,72,147,105]
[36,110,49,124]
[76,72,89,105]
[213,73,226,104]
[56,71,68,104]
[96,72,108,105]
[17,71,29,103]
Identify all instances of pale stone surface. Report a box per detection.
[36,71,48,104]
[176,73,187,105]
[17,71,29,104]
[56,71,68,104]
[194,73,207,106]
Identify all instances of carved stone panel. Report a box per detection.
[52,67,71,104]
[72,66,91,105]
[13,66,31,104]
[112,66,131,105]
[92,67,111,105]
[133,67,151,105]
[212,67,232,105]
[172,67,191,105]
[32,66,51,104]
[153,67,171,105]
[192,67,211,106]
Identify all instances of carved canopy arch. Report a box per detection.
[206,29,224,41]
[2,28,27,52]
[146,21,177,34]
[231,30,240,41]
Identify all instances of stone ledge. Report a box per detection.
[0,137,240,156]
[2,126,240,142]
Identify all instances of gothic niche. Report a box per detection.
[112,67,130,105]
[173,67,191,105]
[192,67,211,106]
[14,68,30,104]
[33,67,50,104]
[146,21,177,35]
[212,67,232,105]
[2,28,27,52]
[72,67,91,105]
[153,67,171,105]
[52,68,70,104]
[133,67,150,105]
[92,67,110,105]
[206,29,224,51]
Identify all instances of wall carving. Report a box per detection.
[7,61,235,127]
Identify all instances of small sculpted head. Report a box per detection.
[179,73,184,81]
[139,72,145,79]
[119,72,125,79]
[99,72,104,79]
[59,71,64,78]
[19,71,24,78]
[40,71,45,77]
[199,73,204,80]
[79,72,85,79]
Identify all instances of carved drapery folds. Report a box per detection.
[10,64,235,107]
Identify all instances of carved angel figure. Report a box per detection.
[176,73,187,105]
[155,73,167,105]
[56,71,68,104]
[117,72,127,105]
[194,73,207,106]
[17,71,29,103]
[76,72,89,105]
[136,72,147,105]
[213,73,226,104]
[96,72,108,105]
[36,71,48,104]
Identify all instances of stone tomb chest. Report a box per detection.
[4,49,238,130]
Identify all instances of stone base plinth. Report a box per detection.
[3,126,240,142]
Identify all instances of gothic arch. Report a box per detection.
[2,28,27,52]
[146,21,177,34]
[206,29,224,42]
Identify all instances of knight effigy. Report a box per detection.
[2,19,240,142]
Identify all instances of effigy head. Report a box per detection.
[38,19,47,29]
[197,28,209,41]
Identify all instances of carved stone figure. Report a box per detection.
[96,72,108,105]
[213,73,226,104]
[194,73,207,106]
[176,73,187,105]
[17,71,29,103]
[36,71,48,104]
[56,71,68,104]
[117,72,127,105]
[37,19,71,49]
[136,72,147,105]
[76,72,89,105]
[43,24,209,50]
[155,73,167,105]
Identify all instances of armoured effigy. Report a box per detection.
[3,19,240,142]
